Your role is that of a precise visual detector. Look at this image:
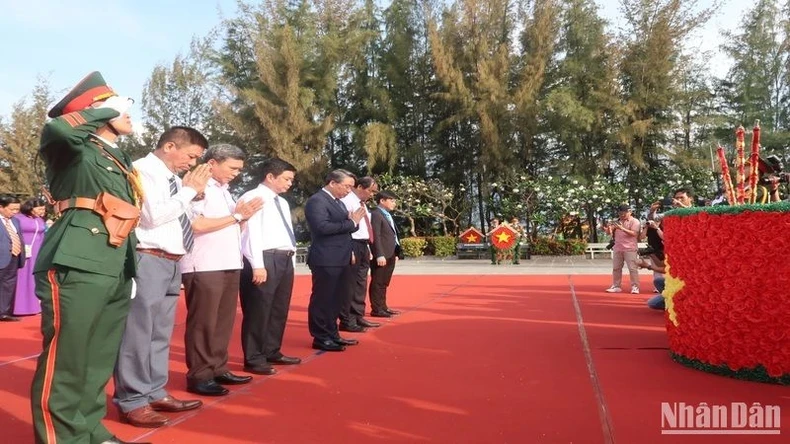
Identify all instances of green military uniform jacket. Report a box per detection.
[34,108,138,278]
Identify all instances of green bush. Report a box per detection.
[529,237,588,255]
[400,237,427,257]
[426,236,457,257]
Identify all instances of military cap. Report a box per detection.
[48,71,117,118]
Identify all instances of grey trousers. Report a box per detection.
[113,252,181,412]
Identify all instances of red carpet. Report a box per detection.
[1,274,788,443]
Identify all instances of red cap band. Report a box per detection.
[62,86,117,114]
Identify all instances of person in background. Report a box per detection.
[0,195,24,322]
[13,198,46,316]
[338,176,381,332]
[369,191,402,318]
[509,217,525,265]
[603,204,641,294]
[304,169,366,351]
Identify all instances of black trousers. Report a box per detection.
[339,241,370,325]
[369,255,396,314]
[308,264,351,342]
[239,253,295,367]
[0,257,18,316]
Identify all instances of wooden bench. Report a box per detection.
[456,243,489,259]
[585,242,647,259]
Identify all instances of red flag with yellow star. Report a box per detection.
[490,225,517,251]
[458,227,484,244]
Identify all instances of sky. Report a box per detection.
[0,0,747,120]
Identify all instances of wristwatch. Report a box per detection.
[232,213,243,223]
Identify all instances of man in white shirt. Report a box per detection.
[180,144,263,396]
[338,176,381,332]
[238,158,300,375]
[113,127,210,428]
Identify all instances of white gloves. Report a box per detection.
[96,95,135,116]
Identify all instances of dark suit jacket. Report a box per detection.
[0,217,26,269]
[304,189,358,267]
[370,207,398,259]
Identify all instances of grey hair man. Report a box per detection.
[180,144,263,396]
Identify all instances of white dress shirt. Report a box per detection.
[133,152,197,255]
[240,184,296,269]
[341,191,371,240]
[180,178,243,273]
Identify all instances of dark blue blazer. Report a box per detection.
[0,217,26,269]
[304,189,358,267]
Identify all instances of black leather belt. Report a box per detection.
[263,249,295,257]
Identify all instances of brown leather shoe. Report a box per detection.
[119,405,169,428]
[149,395,202,412]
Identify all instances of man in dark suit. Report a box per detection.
[369,191,402,318]
[304,169,366,351]
[0,195,25,322]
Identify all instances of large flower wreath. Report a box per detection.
[662,202,790,384]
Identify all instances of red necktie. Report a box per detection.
[361,201,374,243]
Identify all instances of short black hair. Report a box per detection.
[355,176,376,189]
[673,187,694,198]
[21,198,47,216]
[0,195,21,208]
[155,126,209,150]
[376,190,398,203]
[261,158,297,180]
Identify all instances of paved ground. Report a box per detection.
[294,255,643,275]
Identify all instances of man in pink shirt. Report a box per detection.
[180,144,262,396]
[604,204,642,294]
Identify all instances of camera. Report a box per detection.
[758,154,790,185]
[638,246,656,257]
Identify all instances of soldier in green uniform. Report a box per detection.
[30,72,148,444]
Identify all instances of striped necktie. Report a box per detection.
[3,218,21,256]
[168,176,194,252]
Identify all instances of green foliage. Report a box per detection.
[529,237,587,256]
[0,79,52,197]
[399,237,427,257]
[425,236,456,257]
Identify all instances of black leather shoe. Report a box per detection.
[385,308,401,315]
[101,436,151,444]
[187,380,229,396]
[214,372,252,385]
[0,315,20,322]
[333,337,359,346]
[312,339,345,352]
[357,318,381,328]
[243,364,277,375]
[267,355,302,365]
[370,311,392,318]
[339,323,366,332]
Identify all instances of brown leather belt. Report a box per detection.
[138,248,183,261]
[56,197,97,213]
[263,249,295,257]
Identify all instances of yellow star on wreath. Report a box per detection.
[495,232,511,244]
[662,257,685,327]
[465,234,479,243]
